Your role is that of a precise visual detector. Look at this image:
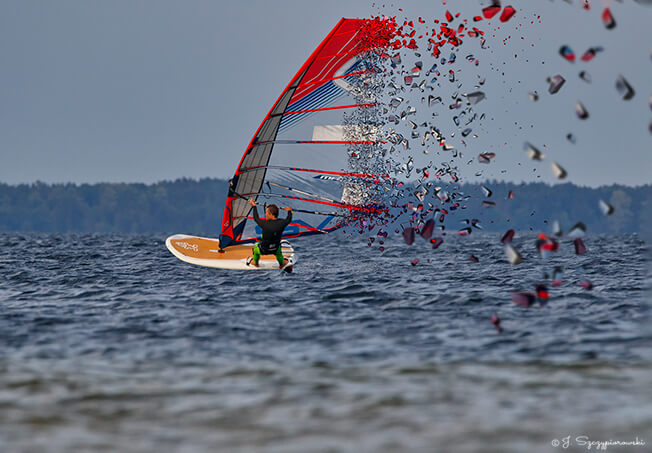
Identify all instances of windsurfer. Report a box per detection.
[247,199,292,268]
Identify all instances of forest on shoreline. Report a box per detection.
[1,178,649,235]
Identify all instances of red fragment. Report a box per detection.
[482,6,501,19]
[511,292,536,307]
[602,8,615,29]
[411,258,419,266]
[536,284,549,300]
[581,48,598,62]
[574,238,586,255]
[446,10,454,22]
[431,237,444,249]
[500,6,516,22]
[501,229,515,244]
[491,314,503,333]
[403,227,415,245]
[580,280,593,290]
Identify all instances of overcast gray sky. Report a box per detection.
[1,0,650,187]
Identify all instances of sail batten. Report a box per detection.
[239,165,376,178]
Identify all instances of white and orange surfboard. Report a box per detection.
[166,234,296,271]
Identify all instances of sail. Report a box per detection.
[219,18,392,247]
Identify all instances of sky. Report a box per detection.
[0,0,650,187]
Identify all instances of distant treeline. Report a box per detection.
[0,178,227,234]
[453,181,651,235]
[0,178,650,234]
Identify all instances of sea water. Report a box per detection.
[0,232,650,453]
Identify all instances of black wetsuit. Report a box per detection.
[252,208,292,253]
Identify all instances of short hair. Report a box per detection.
[266,204,279,217]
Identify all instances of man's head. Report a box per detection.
[265,204,279,220]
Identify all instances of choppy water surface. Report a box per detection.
[0,233,650,453]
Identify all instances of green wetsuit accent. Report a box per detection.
[252,242,285,266]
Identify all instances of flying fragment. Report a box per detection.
[581,47,603,62]
[491,314,503,333]
[552,266,563,287]
[551,162,567,179]
[536,233,559,257]
[615,75,635,100]
[580,280,593,290]
[428,95,442,108]
[547,75,566,94]
[470,255,480,263]
[501,229,515,244]
[524,142,545,160]
[500,6,516,22]
[568,222,587,238]
[478,152,496,164]
[431,237,444,249]
[566,133,577,144]
[602,8,616,29]
[536,284,549,302]
[390,97,403,108]
[552,220,562,237]
[481,186,493,197]
[420,219,435,240]
[482,5,502,19]
[465,91,486,105]
[574,238,587,255]
[411,258,419,266]
[599,199,614,215]
[511,292,535,307]
[559,45,576,62]
[528,91,539,101]
[579,71,591,83]
[482,201,496,208]
[459,227,472,236]
[505,245,523,265]
[403,227,415,245]
[575,102,589,120]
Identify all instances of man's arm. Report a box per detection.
[249,199,264,227]
[281,206,293,227]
